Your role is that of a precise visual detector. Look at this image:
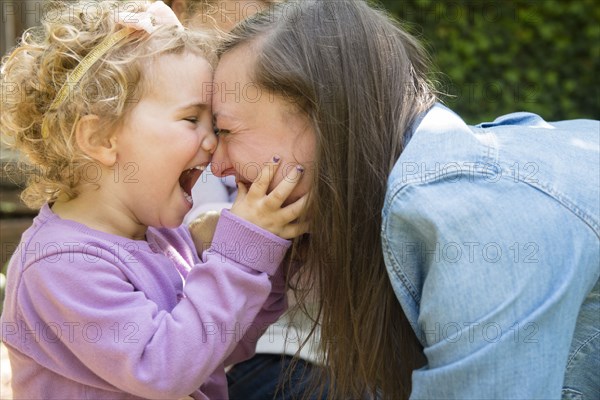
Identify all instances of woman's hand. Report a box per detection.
[230,156,309,239]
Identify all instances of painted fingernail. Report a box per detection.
[296,165,305,174]
[273,155,281,163]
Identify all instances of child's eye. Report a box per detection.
[184,117,198,124]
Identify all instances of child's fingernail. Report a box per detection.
[273,155,281,163]
[296,165,305,174]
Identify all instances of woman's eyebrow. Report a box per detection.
[213,110,228,119]
[213,111,240,123]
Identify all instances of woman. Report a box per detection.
[210,1,600,399]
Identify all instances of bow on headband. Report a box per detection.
[117,0,183,33]
[41,1,183,138]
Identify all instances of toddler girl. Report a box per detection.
[0,1,306,398]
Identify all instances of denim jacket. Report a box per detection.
[382,104,599,399]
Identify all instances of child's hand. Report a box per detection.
[230,157,308,239]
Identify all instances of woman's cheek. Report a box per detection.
[242,162,262,183]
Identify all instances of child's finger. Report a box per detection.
[279,193,308,223]
[231,181,248,207]
[279,222,310,239]
[266,165,304,208]
[237,181,248,196]
[248,156,281,197]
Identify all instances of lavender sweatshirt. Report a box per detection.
[0,204,290,399]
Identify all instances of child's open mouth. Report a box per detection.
[179,165,206,205]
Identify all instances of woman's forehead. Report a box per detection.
[215,42,259,79]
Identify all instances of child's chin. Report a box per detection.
[149,215,185,230]
[165,217,185,229]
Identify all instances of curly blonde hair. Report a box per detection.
[1,0,216,209]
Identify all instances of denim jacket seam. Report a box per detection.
[383,161,502,306]
[380,229,421,304]
[382,164,499,307]
[490,129,598,236]
[390,172,599,238]
[387,127,499,197]
[386,164,502,201]
[515,179,600,238]
[478,128,500,168]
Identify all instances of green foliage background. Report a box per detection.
[377,0,600,124]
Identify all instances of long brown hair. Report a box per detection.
[219,1,437,398]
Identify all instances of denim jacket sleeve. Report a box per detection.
[381,105,600,399]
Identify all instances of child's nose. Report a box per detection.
[201,132,218,154]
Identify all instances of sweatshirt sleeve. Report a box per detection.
[13,210,291,399]
[224,265,289,366]
[205,210,290,366]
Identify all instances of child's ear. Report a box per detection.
[75,115,117,167]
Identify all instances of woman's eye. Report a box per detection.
[213,128,230,137]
